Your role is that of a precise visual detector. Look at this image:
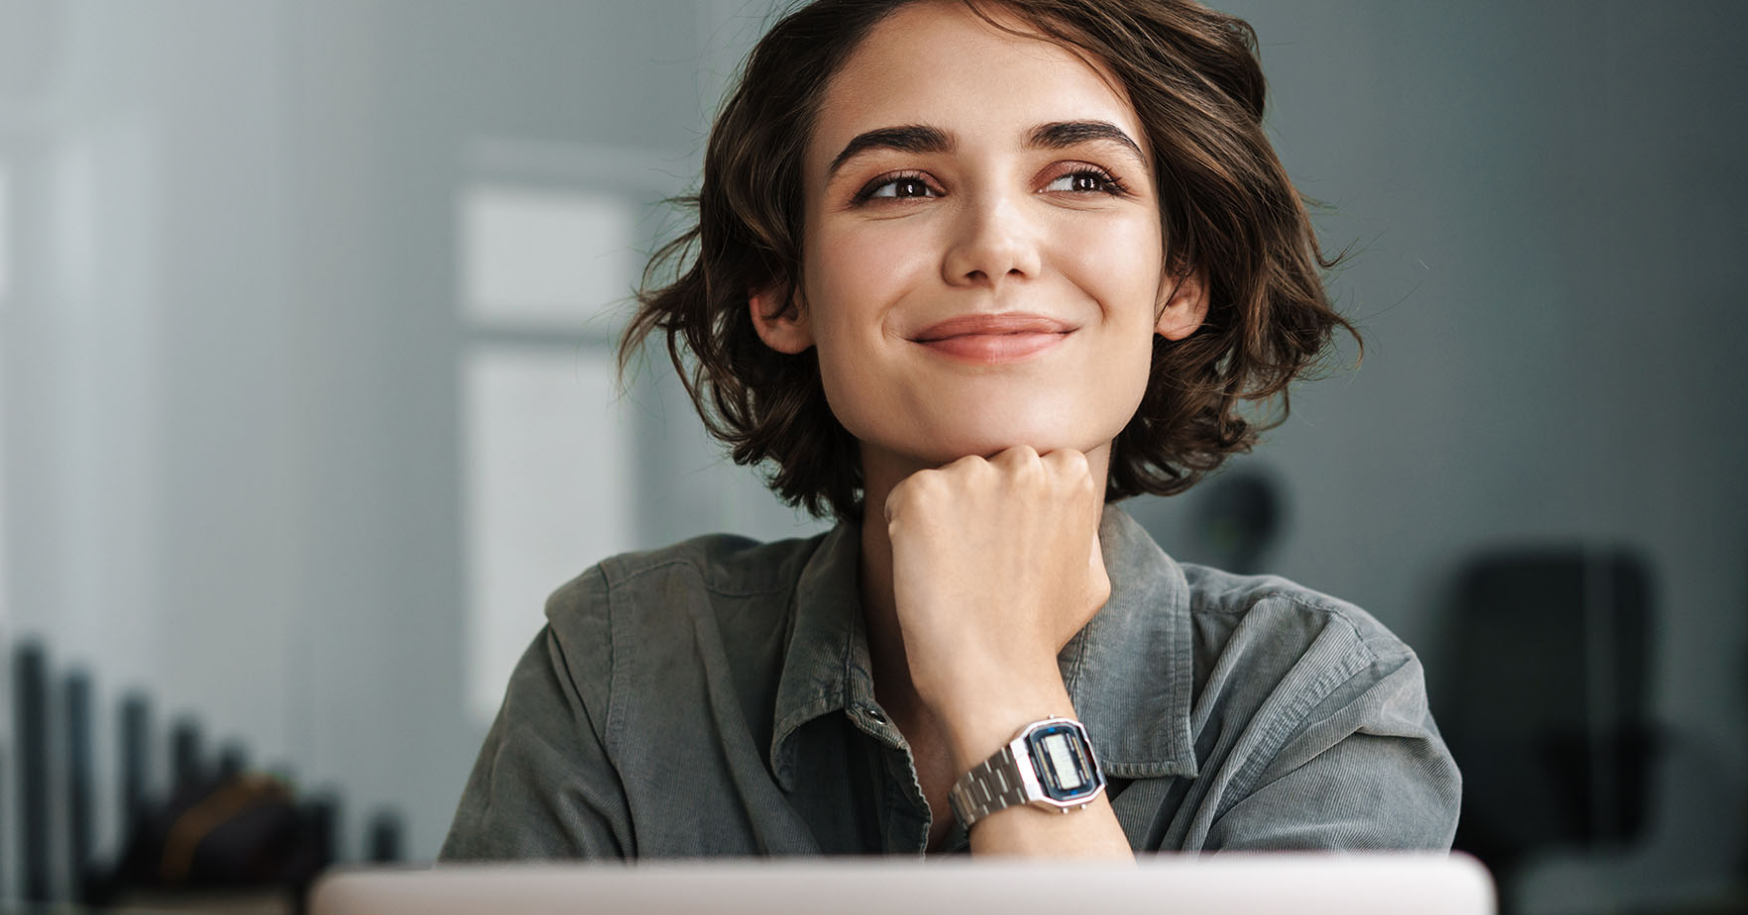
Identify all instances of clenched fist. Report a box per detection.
[882,444,1111,721]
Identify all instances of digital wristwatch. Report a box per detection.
[947,716,1106,830]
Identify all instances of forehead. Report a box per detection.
[809,1,1147,179]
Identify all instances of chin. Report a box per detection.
[910,420,1102,464]
[834,385,1131,467]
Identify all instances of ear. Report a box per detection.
[748,282,814,354]
[1155,265,1209,341]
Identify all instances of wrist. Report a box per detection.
[935,679,1077,773]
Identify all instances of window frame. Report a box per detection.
[453,137,690,724]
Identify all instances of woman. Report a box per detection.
[441,0,1460,859]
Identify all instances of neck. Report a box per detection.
[854,440,1113,725]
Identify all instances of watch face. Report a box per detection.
[1024,723,1103,802]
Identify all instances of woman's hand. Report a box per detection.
[883,444,1110,731]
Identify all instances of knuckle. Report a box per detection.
[887,475,924,512]
[1045,450,1093,491]
[1046,449,1087,477]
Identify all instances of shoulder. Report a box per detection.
[532,531,829,734]
[545,531,826,621]
[1174,563,1437,751]
[1179,563,1416,669]
[1167,566,1459,850]
[540,531,829,666]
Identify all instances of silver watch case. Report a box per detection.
[948,715,1106,829]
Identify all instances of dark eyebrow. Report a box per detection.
[1028,120,1145,162]
[828,124,953,180]
[825,120,1147,181]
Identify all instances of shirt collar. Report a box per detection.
[769,502,1199,790]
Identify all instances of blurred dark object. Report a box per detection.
[14,640,52,903]
[0,752,6,900]
[4,639,406,912]
[219,742,251,778]
[65,670,95,904]
[173,715,206,788]
[121,692,153,822]
[1191,468,1284,575]
[302,793,341,872]
[367,809,405,864]
[1440,547,1662,912]
[90,767,334,912]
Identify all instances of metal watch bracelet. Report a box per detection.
[947,743,1034,828]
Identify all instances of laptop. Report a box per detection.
[313,852,1495,915]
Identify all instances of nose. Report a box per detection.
[940,189,1042,291]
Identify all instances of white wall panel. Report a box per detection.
[460,347,633,725]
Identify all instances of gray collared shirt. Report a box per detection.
[440,503,1460,859]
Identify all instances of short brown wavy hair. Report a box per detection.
[619,0,1360,524]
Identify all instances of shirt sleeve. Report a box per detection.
[1202,640,1462,851]
[439,568,633,860]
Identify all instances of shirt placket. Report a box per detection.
[845,702,932,855]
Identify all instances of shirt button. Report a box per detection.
[863,705,887,724]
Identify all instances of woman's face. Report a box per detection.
[752,0,1205,474]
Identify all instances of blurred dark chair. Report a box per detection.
[1190,468,1285,576]
[1437,547,1663,910]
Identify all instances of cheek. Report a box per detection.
[801,223,926,438]
[810,219,937,314]
[807,221,931,356]
[1054,213,1163,326]
[1055,213,1165,422]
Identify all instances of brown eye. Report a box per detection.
[1045,167,1127,196]
[879,177,932,198]
[853,171,939,204]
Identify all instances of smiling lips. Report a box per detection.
[912,313,1073,363]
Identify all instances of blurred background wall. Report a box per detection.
[0,0,1742,911]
